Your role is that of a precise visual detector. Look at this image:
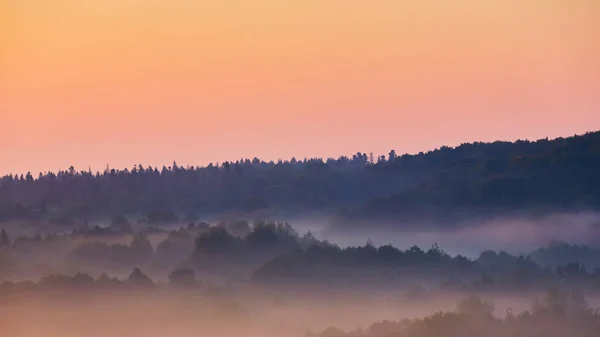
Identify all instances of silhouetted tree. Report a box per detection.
[168,268,196,287]
[2,131,597,224]
[0,229,10,247]
[127,268,154,286]
[109,214,132,233]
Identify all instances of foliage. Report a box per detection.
[2,222,600,291]
[69,234,154,267]
[253,240,600,291]
[311,291,600,337]
[530,240,600,270]
[1,132,598,223]
[168,268,197,287]
[0,229,10,247]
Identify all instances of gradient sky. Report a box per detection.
[2,0,599,174]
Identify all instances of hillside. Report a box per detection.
[340,131,600,225]
[1,131,599,223]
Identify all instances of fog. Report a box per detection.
[4,286,594,337]
[2,212,600,336]
[4,211,600,260]
[309,212,600,257]
[3,285,600,337]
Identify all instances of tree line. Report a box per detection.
[253,241,600,292]
[3,221,600,292]
[311,289,600,337]
[1,131,599,224]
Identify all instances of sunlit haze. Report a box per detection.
[2,0,599,174]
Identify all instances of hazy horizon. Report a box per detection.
[2,2,600,336]
[1,129,598,176]
[2,0,599,174]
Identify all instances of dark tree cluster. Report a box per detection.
[0,267,204,299]
[253,242,600,292]
[339,131,600,226]
[194,221,308,256]
[0,220,324,279]
[311,290,600,337]
[189,221,322,274]
[254,242,473,284]
[530,240,600,270]
[3,222,600,293]
[1,131,598,225]
[69,233,155,268]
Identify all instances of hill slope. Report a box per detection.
[1,131,599,223]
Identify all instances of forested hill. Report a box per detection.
[343,130,600,224]
[1,131,599,223]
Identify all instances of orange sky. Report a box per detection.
[1,0,599,174]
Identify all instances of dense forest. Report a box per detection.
[2,221,600,293]
[1,131,599,225]
[3,221,600,336]
[3,131,600,336]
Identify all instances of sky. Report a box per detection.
[1,0,599,174]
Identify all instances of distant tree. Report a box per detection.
[312,292,600,337]
[531,287,589,318]
[196,222,210,232]
[130,234,154,259]
[227,220,251,237]
[388,149,397,162]
[110,214,132,233]
[0,229,10,247]
[247,222,279,248]
[456,295,495,317]
[72,272,94,285]
[195,227,238,255]
[317,326,346,337]
[96,272,121,286]
[168,268,197,287]
[474,273,495,288]
[127,268,154,286]
[1,131,600,233]
[49,216,74,227]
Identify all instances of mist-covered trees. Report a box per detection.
[109,214,132,233]
[0,267,200,296]
[1,268,598,337]
[127,268,154,286]
[39,272,95,288]
[155,226,200,265]
[530,240,600,270]
[2,219,600,292]
[168,268,197,287]
[1,131,599,224]
[191,221,314,258]
[69,233,154,267]
[0,228,15,273]
[189,221,321,276]
[252,238,600,291]
[3,219,600,290]
[311,290,600,337]
[252,243,477,284]
[0,229,10,247]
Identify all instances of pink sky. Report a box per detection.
[2,0,599,174]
